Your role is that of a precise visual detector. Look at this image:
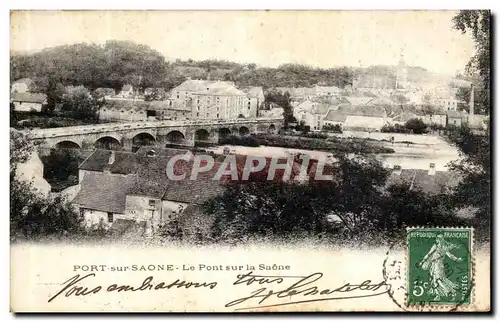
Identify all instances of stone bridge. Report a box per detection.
[25,118,283,152]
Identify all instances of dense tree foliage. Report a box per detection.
[60,85,101,120]
[202,155,465,245]
[11,40,168,91]
[446,125,490,238]
[264,90,295,124]
[453,10,491,114]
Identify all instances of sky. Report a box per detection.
[10,10,475,75]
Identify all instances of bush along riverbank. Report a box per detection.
[220,133,395,154]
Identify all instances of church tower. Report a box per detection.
[395,49,408,89]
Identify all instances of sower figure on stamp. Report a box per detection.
[417,235,463,301]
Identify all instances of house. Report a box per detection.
[446,110,466,127]
[323,104,388,131]
[117,84,135,98]
[10,92,48,112]
[242,86,265,118]
[99,100,149,122]
[314,85,342,97]
[148,100,191,120]
[11,78,34,93]
[294,99,333,130]
[73,148,226,231]
[94,87,116,99]
[391,111,420,126]
[259,106,283,118]
[323,108,348,128]
[386,164,462,195]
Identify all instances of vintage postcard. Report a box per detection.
[9,10,491,312]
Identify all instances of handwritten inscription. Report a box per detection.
[227,271,391,310]
[48,273,217,303]
[48,271,391,310]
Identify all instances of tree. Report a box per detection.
[446,125,490,237]
[61,85,99,120]
[405,118,427,134]
[203,155,392,243]
[452,11,490,114]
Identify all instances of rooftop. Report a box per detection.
[11,92,47,104]
[386,168,462,194]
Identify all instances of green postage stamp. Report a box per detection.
[407,227,473,306]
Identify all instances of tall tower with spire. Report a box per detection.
[395,48,408,89]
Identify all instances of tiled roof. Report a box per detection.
[11,92,47,104]
[339,104,387,118]
[193,84,245,96]
[392,112,418,122]
[79,150,139,174]
[242,87,264,98]
[446,110,465,118]
[342,96,375,106]
[13,78,33,85]
[174,80,235,92]
[73,171,135,213]
[102,99,150,111]
[324,109,348,122]
[386,169,462,194]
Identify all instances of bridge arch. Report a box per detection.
[132,132,156,152]
[53,140,81,149]
[194,129,211,146]
[165,130,186,146]
[94,136,122,150]
[239,126,250,136]
[219,127,231,139]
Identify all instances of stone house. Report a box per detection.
[11,78,34,93]
[11,92,48,112]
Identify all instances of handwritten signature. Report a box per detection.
[225,271,391,310]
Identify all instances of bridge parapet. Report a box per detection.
[24,117,282,139]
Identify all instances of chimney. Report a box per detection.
[469,84,474,115]
[393,165,402,175]
[428,163,436,176]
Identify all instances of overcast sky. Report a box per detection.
[11,10,475,75]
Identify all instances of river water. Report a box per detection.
[206,140,460,172]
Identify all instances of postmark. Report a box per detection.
[406,227,473,308]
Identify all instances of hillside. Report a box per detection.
[10,40,469,95]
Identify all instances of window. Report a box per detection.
[169,101,172,106]
[197,99,200,104]
[107,212,113,223]
[217,113,220,118]
[149,200,156,207]
[177,94,179,99]
[196,112,199,117]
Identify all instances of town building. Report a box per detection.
[11,78,34,93]
[170,80,259,120]
[73,148,226,231]
[11,92,48,112]
[386,164,462,195]
[323,104,388,131]
[294,99,335,130]
[117,84,135,98]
